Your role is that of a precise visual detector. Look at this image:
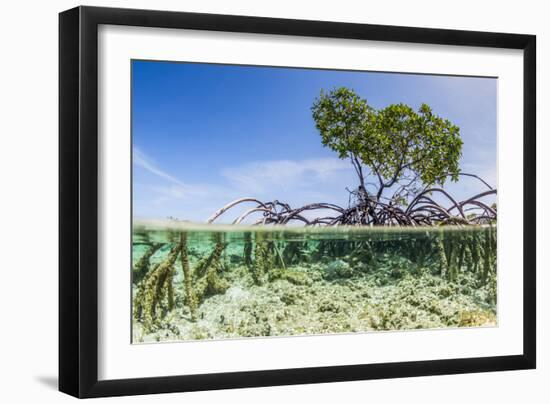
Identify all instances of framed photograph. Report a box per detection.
[59,6,536,398]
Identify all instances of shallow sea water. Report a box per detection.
[131,221,497,343]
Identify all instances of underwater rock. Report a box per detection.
[323,259,354,280]
[318,299,347,313]
[437,285,456,298]
[279,289,306,305]
[353,262,370,274]
[269,268,312,286]
[225,285,251,302]
[458,310,496,327]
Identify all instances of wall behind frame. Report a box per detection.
[0,0,545,403]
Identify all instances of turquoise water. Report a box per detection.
[131,222,497,343]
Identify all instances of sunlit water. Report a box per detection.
[131,221,497,343]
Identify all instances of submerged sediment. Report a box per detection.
[131,224,497,343]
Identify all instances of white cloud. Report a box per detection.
[133,147,185,186]
[151,183,236,201]
[133,149,358,222]
[133,147,236,202]
[221,158,352,194]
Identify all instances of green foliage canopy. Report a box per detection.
[311,87,463,202]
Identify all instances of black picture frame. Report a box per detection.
[59,5,536,398]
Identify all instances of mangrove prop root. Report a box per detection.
[282,241,299,265]
[206,187,496,227]
[251,232,276,285]
[455,239,466,282]
[482,226,497,282]
[464,243,474,270]
[243,232,253,267]
[132,243,162,285]
[421,227,496,284]
[133,244,180,332]
[192,234,229,305]
[179,233,197,320]
[435,235,448,277]
[347,240,374,269]
[471,233,482,274]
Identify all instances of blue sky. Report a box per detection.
[132,60,496,223]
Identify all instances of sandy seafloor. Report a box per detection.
[132,256,497,343]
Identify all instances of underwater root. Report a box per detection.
[192,234,229,306]
[132,242,163,284]
[251,232,271,285]
[133,244,180,332]
[134,233,231,331]
[179,232,197,320]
